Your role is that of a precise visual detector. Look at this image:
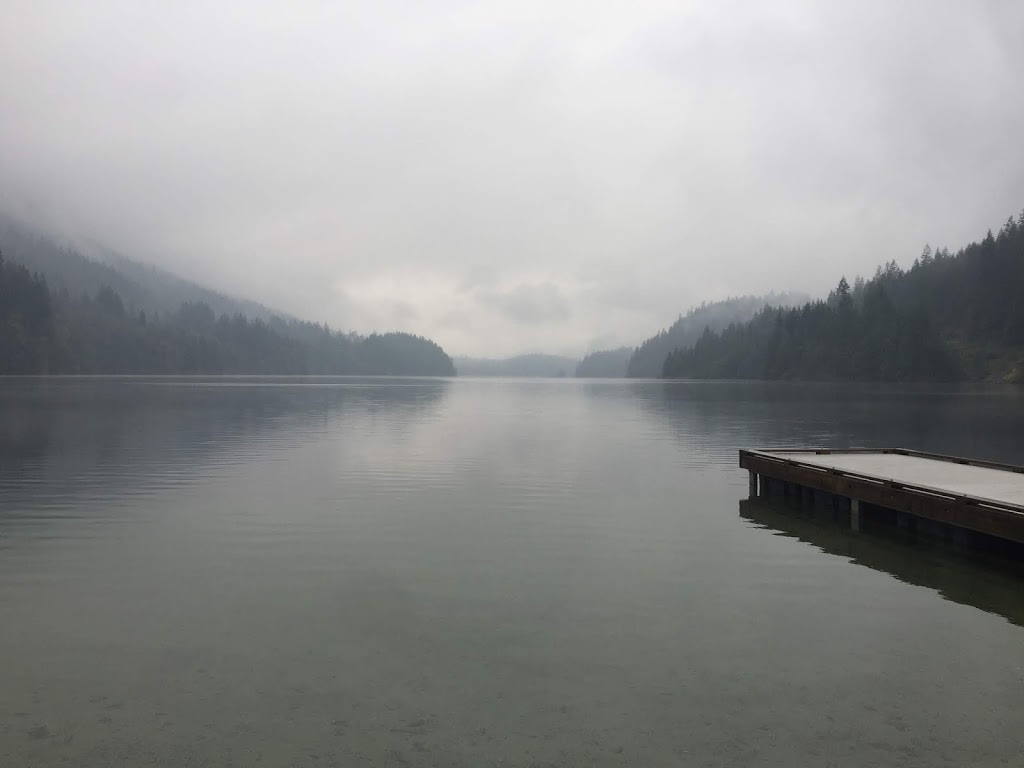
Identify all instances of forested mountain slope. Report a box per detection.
[663,212,1024,382]
[626,292,808,377]
[0,252,454,376]
[575,347,633,377]
[0,215,455,376]
[0,212,280,321]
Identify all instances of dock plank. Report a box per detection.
[780,452,1024,508]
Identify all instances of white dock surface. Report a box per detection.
[777,452,1024,509]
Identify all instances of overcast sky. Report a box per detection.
[2,1,1023,357]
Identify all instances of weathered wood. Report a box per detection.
[740,448,1024,545]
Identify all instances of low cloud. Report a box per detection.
[1,1,1023,356]
[479,281,571,325]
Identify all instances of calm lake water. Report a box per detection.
[2,377,1024,767]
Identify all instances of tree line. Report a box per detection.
[626,291,808,377]
[663,212,1024,382]
[575,347,632,377]
[0,251,455,376]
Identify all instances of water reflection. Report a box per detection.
[740,497,1024,628]
[3,377,1024,767]
[624,379,1024,467]
[0,376,451,526]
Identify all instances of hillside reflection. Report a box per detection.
[625,380,1024,466]
[0,377,451,521]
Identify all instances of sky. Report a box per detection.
[2,1,1023,357]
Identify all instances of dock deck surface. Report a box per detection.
[740,448,1024,545]
[779,451,1024,508]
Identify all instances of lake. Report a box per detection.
[2,377,1024,767]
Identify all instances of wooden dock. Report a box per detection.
[740,448,1024,546]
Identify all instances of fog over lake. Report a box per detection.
[3,1,1024,356]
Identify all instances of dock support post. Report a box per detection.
[850,498,860,532]
[748,471,758,499]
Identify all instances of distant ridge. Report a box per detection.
[626,292,810,378]
[575,347,632,378]
[454,354,577,378]
[0,212,455,376]
[0,211,285,321]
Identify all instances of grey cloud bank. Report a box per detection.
[2,1,1023,356]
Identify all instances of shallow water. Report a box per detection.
[2,377,1023,766]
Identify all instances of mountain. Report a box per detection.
[575,347,633,378]
[454,354,577,377]
[663,212,1024,382]
[626,292,809,378]
[0,212,281,320]
[0,215,455,376]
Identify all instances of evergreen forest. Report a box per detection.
[626,292,808,377]
[663,213,1024,382]
[575,347,632,378]
[0,251,454,376]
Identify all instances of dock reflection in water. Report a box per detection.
[740,497,1024,628]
